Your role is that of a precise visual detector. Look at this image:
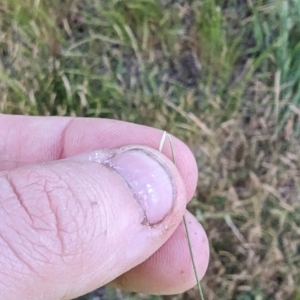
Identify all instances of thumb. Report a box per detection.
[0,146,187,300]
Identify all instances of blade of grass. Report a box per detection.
[159,131,205,300]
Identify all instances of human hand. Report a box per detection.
[0,114,209,300]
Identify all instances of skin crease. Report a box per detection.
[0,115,210,299]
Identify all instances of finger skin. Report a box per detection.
[0,114,198,201]
[0,115,210,298]
[0,148,187,299]
[112,211,209,295]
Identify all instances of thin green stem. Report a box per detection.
[159,131,205,300]
[183,215,205,300]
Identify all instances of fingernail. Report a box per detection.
[104,149,175,225]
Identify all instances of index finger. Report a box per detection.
[0,114,198,200]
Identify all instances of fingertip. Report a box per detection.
[111,211,209,295]
[174,140,198,201]
[0,116,199,202]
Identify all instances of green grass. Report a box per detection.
[1,0,300,299]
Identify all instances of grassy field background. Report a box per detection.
[1,0,300,299]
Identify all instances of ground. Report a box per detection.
[1,0,300,299]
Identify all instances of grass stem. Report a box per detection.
[159,131,205,300]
